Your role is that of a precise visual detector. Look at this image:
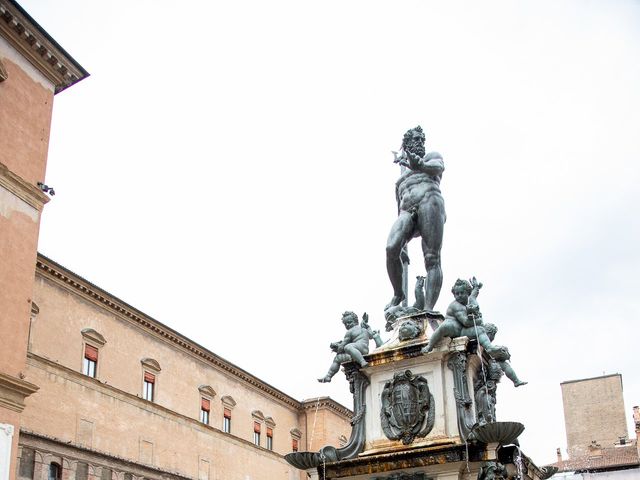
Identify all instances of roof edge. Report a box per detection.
[1,0,89,93]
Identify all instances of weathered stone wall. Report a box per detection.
[561,374,629,457]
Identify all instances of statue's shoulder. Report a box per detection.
[425,151,443,161]
[447,300,465,314]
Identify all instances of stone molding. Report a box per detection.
[0,161,49,211]
[140,358,161,372]
[198,385,216,398]
[81,328,106,347]
[251,410,265,421]
[220,395,236,408]
[35,254,311,411]
[301,396,352,419]
[0,0,88,93]
[0,371,39,413]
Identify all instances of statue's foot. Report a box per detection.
[385,295,405,310]
[420,344,433,354]
[359,361,369,368]
[318,375,332,383]
[514,380,527,387]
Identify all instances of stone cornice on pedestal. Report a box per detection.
[323,442,486,478]
[0,372,39,413]
[0,0,88,93]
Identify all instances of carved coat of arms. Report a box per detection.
[380,370,435,444]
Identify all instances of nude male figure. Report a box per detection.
[386,126,445,311]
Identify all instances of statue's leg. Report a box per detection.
[417,196,445,311]
[421,320,460,353]
[500,361,527,387]
[477,331,494,351]
[344,344,368,367]
[318,357,342,383]
[386,211,415,308]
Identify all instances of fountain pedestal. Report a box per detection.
[287,312,550,480]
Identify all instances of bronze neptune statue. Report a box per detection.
[386,126,445,311]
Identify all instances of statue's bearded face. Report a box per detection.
[402,128,426,158]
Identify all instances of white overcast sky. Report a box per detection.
[21,0,640,466]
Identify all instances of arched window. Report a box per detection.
[48,463,61,480]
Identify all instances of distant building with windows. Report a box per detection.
[18,254,351,480]
[548,374,640,479]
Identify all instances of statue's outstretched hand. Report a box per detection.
[470,276,483,290]
[407,151,421,169]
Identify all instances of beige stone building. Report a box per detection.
[0,2,351,480]
[18,256,351,480]
[20,254,351,480]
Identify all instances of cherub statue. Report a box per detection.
[484,323,527,387]
[421,277,494,353]
[318,312,382,383]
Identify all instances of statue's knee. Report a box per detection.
[423,251,441,268]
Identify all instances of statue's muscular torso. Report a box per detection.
[395,152,443,212]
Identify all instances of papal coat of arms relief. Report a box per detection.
[380,370,435,444]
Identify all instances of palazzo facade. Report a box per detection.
[0,2,351,480]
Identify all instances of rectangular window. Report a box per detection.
[223,408,231,433]
[292,439,298,452]
[266,427,273,450]
[253,421,261,446]
[83,344,98,377]
[200,398,210,424]
[143,372,155,401]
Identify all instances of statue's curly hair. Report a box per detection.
[484,323,498,340]
[451,278,472,294]
[342,311,358,323]
[402,126,425,148]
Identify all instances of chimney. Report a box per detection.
[556,447,562,464]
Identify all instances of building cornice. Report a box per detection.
[35,254,307,411]
[0,0,88,93]
[0,371,39,413]
[0,161,49,211]
[301,396,352,420]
